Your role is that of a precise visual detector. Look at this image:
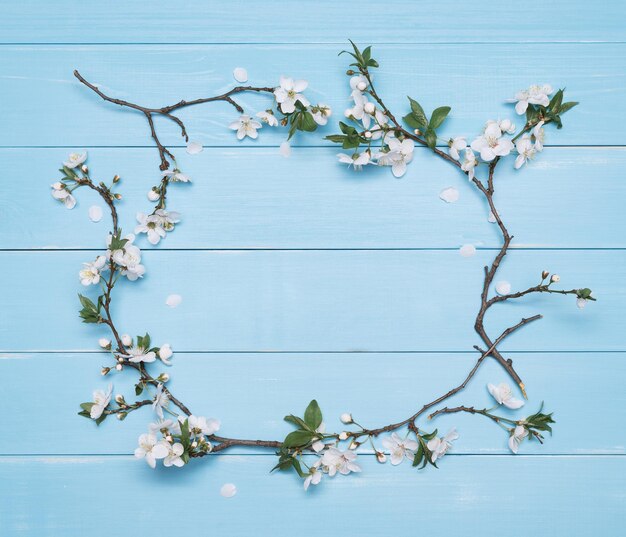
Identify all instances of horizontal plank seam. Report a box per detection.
[2,350,625,355]
[1,144,625,149]
[1,41,626,46]
[2,248,626,252]
[0,453,623,458]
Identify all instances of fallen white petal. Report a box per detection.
[233,67,248,83]
[186,141,203,155]
[488,212,497,223]
[439,187,459,203]
[165,294,182,308]
[496,281,511,295]
[88,205,103,222]
[279,141,291,158]
[460,244,476,257]
[220,483,237,498]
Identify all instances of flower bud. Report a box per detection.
[191,441,198,448]
[166,435,173,442]
[376,451,387,463]
[414,129,421,135]
[116,412,126,420]
[121,334,132,347]
[114,193,122,200]
[113,175,120,183]
[542,270,549,280]
[349,440,360,450]
[344,108,353,118]
[551,274,560,283]
[363,102,375,114]
[340,413,353,424]
[346,70,355,76]
[339,431,349,441]
[101,367,111,376]
[98,338,111,349]
[158,373,170,383]
[147,189,160,202]
[115,394,125,405]
[364,131,372,139]
[81,165,88,173]
[115,363,123,371]
[357,81,367,91]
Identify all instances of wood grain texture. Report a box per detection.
[1,44,624,147]
[4,147,626,249]
[2,0,625,44]
[1,352,624,455]
[0,250,616,352]
[1,455,624,536]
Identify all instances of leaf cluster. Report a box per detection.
[78,293,102,324]
[412,429,438,469]
[526,89,578,129]
[340,41,379,71]
[403,98,451,149]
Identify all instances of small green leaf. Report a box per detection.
[407,98,428,128]
[402,113,423,130]
[429,106,451,130]
[284,414,310,431]
[283,430,314,448]
[424,128,437,149]
[559,101,578,114]
[303,400,323,430]
[549,89,564,113]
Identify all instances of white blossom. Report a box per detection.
[162,169,191,183]
[311,104,332,126]
[152,383,169,419]
[382,432,419,465]
[79,255,106,286]
[64,151,87,169]
[149,418,179,435]
[188,415,220,437]
[163,442,185,467]
[121,334,132,347]
[488,382,524,409]
[135,212,166,245]
[340,413,353,424]
[321,447,361,476]
[508,425,528,454]
[147,189,160,202]
[471,121,514,161]
[498,119,516,135]
[256,110,278,127]
[90,384,113,419]
[385,138,414,178]
[134,433,169,468]
[274,76,309,114]
[229,114,262,140]
[304,459,323,491]
[337,151,371,171]
[460,147,478,180]
[427,428,458,462]
[51,183,77,209]
[448,137,467,161]
[108,234,145,281]
[350,75,368,92]
[127,345,156,364]
[510,84,553,115]
[311,423,327,452]
[514,135,536,169]
[98,338,111,349]
[158,343,173,365]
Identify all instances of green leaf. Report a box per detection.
[135,383,144,396]
[407,98,428,128]
[559,101,578,114]
[282,430,314,448]
[291,458,307,478]
[325,135,348,144]
[402,113,423,130]
[284,414,310,431]
[549,89,564,113]
[339,122,358,135]
[412,442,424,467]
[303,400,323,430]
[421,429,438,441]
[78,410,91,419]
[429,106,451,130]
[298,111,318,132]
[424,128,437,149]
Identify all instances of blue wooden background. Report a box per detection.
[1,2,625,535]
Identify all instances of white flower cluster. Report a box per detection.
[50,151,88,209]
[134,414,220,469]
[107,233,145,281]
[228,76,332,152]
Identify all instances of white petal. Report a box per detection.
[165,294,182,308]
[439,187,459,203]
[186,141,203,155]
[495,281,511,295]
[279,141,291,158]
[88,205,103,222]
[233,67,248,83]
[220,483,237,498]
[459,244,476,257]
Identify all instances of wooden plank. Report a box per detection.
[0,44,624,147]
[0,250,616,352]
[1,455,623,536]
[2,1,625,44]
[1,352,623,455]
[4,147,626,249]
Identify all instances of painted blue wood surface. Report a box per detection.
[0,45,625,147]
[3,147,626,249]
[2,2,625,535]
